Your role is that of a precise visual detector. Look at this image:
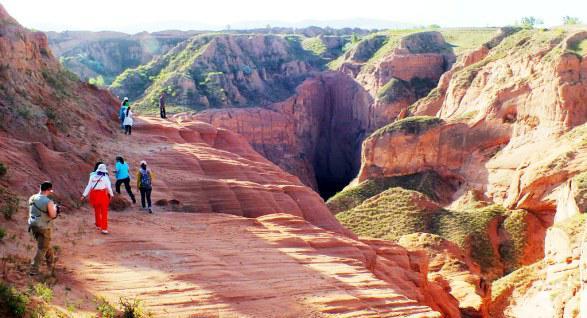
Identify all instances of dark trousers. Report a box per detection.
[140,188,152,208]
[160,106,166,119]
[30,226,54,273]
[115,177,136,203]
[124,125,132,135]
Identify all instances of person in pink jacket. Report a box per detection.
[81,164,114,234]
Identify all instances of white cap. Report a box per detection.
[140,160,147,165]
[123,97,129,101]
[96,164,108,173]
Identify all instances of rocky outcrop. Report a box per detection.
[190,32,458,194]
[0,4,119,198]
[111,34,324,109]
[192,71,372,196]
[47,30,198,83]
[492,214,584,318]
[360,28,587,215]
[399,233,491,317]
[351,27,587,316]
[340,31,456,129]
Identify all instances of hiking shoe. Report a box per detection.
[101,230,109,235]
[148,208,153,214]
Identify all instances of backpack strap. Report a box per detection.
[29,196,47,213]
[91,175,104,191]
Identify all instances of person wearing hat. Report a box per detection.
[119,97,129,130]
[28,181,59,276]
[136,160,154,213]
[81,163,114,234]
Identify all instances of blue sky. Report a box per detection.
[2,0,586,32]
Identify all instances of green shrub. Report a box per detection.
[519,16,543,29]
[562,16,581,25]
[0,162,6,178]
[0,227,5,241]
[0,282,29,318]
[96,296,117,318]
[32,283,53,302]
[120,297,152,318]
[371,116,444,137]
[0,193,19,220]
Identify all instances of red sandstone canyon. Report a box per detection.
[0,3,586,318]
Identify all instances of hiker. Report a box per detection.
[119,97,129,130]
[137,160,153,213]
[123,106,133,135]
[81,163,114,234]
[28,181,59,276]
[159,93,166,119]
[91,161,104,176]
[114,156,136,204]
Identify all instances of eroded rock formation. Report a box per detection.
[360,28,587,212]
[47,30,199,83]
[192,71,372,196]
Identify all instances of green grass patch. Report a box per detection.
[574,171,587,212]
[569,39,587,56]
[302,37,328,56]
[371,116,443,137]
[439,28,499,55]
[327,171,449,213]
[336,185,531,276]
[491,261,544,305]
[377,78,412,104]
[336,187,441,241]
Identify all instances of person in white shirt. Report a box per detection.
[123,107,134,135]
[81,164,114,234]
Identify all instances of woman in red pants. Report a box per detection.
[81,164,114,234]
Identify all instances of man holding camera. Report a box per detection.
[28,181,60,276]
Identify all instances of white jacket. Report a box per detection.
[123,110,133,126]
[82,173,114,197]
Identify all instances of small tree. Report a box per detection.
[562,16,581,25]
[520,16,543,29]
[429,24,441,29]
[351,32,359,44]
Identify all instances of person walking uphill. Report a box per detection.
[81,164,114,234]
[123,106,134,135]
[115,156,136,204]
[137,160,154,213]
[159,93,166,119]
[28,181,59,276]
[119,97,129,130]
